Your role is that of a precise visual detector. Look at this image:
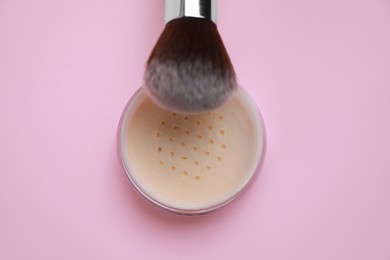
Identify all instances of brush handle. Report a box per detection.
[165,0,217,24]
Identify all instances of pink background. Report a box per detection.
[1,0,390,259]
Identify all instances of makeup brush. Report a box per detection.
[143,0,237,113]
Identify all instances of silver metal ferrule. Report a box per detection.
[165,0,217,24]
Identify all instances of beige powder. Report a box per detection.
[122,90,263,210]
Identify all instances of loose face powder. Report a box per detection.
[118,87,266,215]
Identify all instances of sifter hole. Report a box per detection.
[157,147,163,152]
[168,136,174,143]
[170,152,175,157]
[160,120,167,126]
[217,156,223,161]
[208,139,215,144]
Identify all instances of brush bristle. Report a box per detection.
[144,17,237,113]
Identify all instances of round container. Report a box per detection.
[117,87,266,215]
